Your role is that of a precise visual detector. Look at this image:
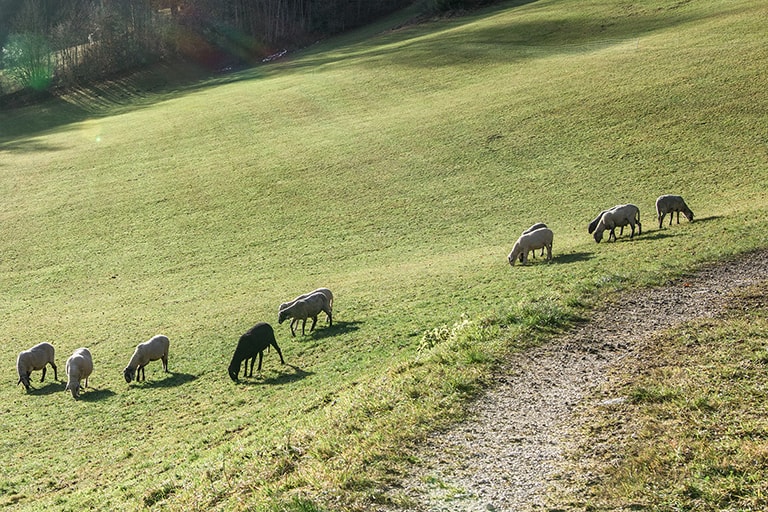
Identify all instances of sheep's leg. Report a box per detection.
[139,366,145,382]
[608,228,616,242]
[301,318,307,336]
[51,362,57,381]
[272,342,285,364]
[326,309,333,327]
[546,243,552,261]
[675,211,680,224]
[248,357,256,377]
[162,355,168,372]
[257,351,264,373]
[290,321,297,337]
[290,318,298,332]
[637,219,642,235]
[309,315,318,332]
[41,366,47,383]
[619,225,625,237]
[522,250,528,265]
[629,223,635,239]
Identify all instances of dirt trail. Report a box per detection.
[375,249,768,511]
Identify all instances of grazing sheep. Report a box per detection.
[520,223,548,261]
[279,287,334,332]
[16,343,59,391]
[228,322,285,381]
[278,291,333,336]
[588,209,625,236]
[523,223,548,234]
[123,334,169,383]
[656,194,694,228]
[65,347,93,399]
[16,342,57,391]
[508,227,554,266]
[593,204,641,243]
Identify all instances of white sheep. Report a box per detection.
[16,342,57,391]
[278,291,333,336]
[593,204,641,243]
[508,227,553,266]
[123,334,169,383]
[588,210,625,236]
[519,222,548,261]
[65,347,93,399]
[656,194,694,228]
[279,287,334,331]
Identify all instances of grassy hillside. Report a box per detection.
[568,282,768,510]
[0,0,766,510]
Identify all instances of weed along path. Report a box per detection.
[375,249,768,511]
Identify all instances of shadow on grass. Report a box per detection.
[1,0,708,147]
[634,231,674,242]
[26,381,66,396]
[238,364,314,386]
[689,215,722,224]
[78,388,117,402]
[593,230,674,243]
[285,0,707,76]
[305,320,363,340]
[130,371,198,389]
[551,251,594,264]
[0,62,259,148]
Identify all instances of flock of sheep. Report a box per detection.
[507,194,694,266]
[15,196,693,398]
[15,287,336,398]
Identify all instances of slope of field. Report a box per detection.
[0,0,765,510]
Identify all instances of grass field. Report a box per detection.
[0,0,766,510]
[569,282,768,510]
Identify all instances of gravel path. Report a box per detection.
[374,249,768,512]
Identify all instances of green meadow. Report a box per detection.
[0,0,766,510]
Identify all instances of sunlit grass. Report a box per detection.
[0,0,766,510]
[571,283,768,510]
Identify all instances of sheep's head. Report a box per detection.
[17,374,30,391]
[685,209,694,222]
[507,242,522,266]
[593,230,603,243]
[123,367,136,383]
[228,364,239,382]
[65,381,80,399]
[278,309,288,324]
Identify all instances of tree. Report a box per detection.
[2,0,54,91]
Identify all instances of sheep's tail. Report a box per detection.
[16,358,26,386]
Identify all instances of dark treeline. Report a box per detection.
[0,0,498,100]
[1,0,435,97]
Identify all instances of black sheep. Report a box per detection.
[228,322,285,381]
